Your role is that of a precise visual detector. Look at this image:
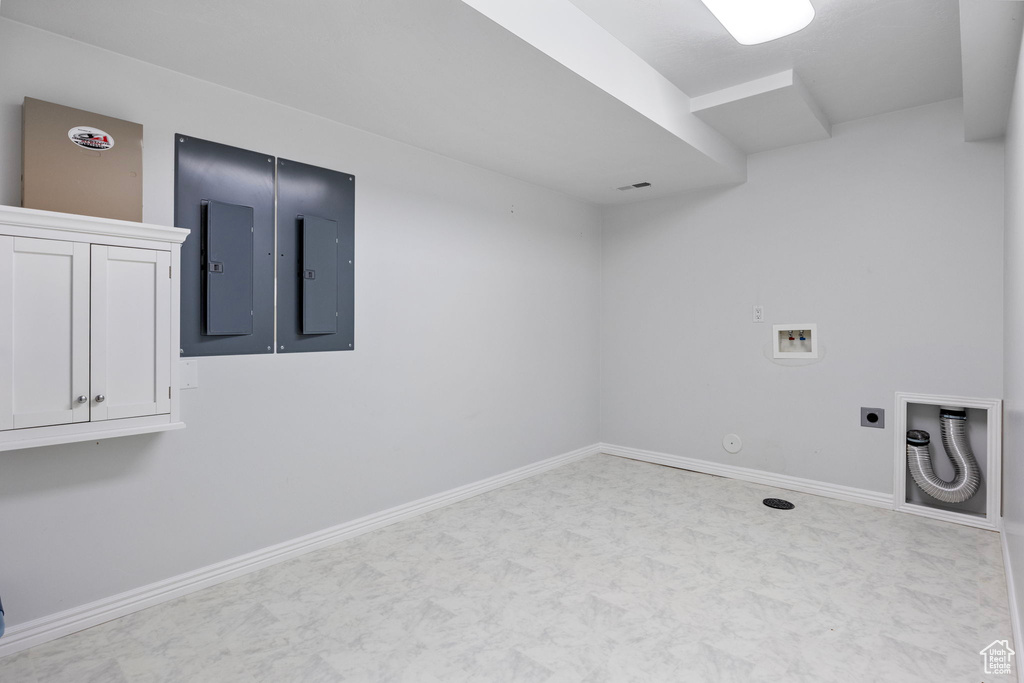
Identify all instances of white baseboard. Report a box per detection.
[599,443,893,509]
[0,443,600,659]
[1000,518,1024,681]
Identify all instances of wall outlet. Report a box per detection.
[753,305,764,323]
[861,407,884,428]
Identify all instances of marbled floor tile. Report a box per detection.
[0,454,1017,682]
[0,650,37,683]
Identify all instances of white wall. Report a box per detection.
[0,12,1010,642]
[1002,24,1024,659]
[601,98,1004,494]
[0,19,602,627]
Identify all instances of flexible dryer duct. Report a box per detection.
[905,407,981,504]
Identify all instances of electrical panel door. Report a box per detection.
[301,215,339,334]
[203,200,254,336]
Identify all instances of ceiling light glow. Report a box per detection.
[700,0,815,46]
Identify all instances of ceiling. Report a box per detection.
[0,0,1017,205]
[566,0,964,125]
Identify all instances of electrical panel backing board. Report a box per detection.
[175,135,274,356]
[276,158,355,353]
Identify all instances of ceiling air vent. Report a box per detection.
[617,182,652,191]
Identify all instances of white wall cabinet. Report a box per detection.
[0,206,188,451]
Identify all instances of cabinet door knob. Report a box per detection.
[95,395,106,403]
[76,395,88,404]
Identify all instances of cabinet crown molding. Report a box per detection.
[0,205,189,245]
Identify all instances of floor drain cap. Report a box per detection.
[763,498,795,510]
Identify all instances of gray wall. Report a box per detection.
[1003,25,1024,657]
[0,19,602,627]
[600,98,1004,494]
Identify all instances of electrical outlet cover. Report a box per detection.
[861,407,884,428]
[180,359,199,389]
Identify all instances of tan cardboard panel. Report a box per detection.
[22,98,142,222]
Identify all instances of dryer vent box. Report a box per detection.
[22,97,143,222]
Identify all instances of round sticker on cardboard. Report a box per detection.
[67,126,114,151]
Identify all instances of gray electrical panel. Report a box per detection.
[175,135,274,356]
[301,215,340,334]
[277,158,355,353]
[203,200,254,336]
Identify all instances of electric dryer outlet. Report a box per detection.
[861,407,885,429]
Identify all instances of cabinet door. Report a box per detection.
[0,236,90,430]
[91,246,171,421]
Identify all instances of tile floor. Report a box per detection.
[0,454,1016,682]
